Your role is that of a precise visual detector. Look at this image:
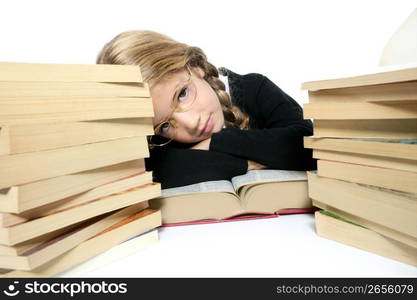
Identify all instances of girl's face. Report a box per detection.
[150,67,225,144]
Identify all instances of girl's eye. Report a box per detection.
[160,122,171,133]
[178,86,189,102]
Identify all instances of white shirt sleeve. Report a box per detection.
[218,74,231,97]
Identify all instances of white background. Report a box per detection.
[1,0,416,103]
[62,215,417,277]
[1,0,416,277]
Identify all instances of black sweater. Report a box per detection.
[145,68,317,189]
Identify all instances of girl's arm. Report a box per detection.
[146,147,248,189]
[209,74,316,171]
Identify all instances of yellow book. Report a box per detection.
[0,182,161,245]
[0,136,149,190]
[0,62,143,82]
[0,160,146,214]
[313,149,417,173]
[0,202,148,270]
[1,171,153,227]
[0,119,154,155]
[307,80,417,103]
[0,81,149,98]
[0,223,81,256]
[312,119,417,139]
[303,102,417,120]
[0,96,153,125]
[301,66,417,90]
[304,137,417,161]
[315,211,417,267]
[0,209,161,277]
[316,160,417,194]
[308,171,417,246]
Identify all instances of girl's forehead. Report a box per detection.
[151,70,187,95]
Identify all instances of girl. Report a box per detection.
[97,30,316,189]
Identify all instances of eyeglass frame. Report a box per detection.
[149,66,198,148]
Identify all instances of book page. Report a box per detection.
[355,180,417,200]
[352,138,417,144]
[231,170,307,191]
[161,180,236,197]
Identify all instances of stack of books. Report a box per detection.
[301,65,417,266]
[0,62,162,277]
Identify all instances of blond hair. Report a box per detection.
[97,30,250,130]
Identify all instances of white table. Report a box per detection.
[60,214,417,277]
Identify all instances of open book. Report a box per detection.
[150,170,312,225]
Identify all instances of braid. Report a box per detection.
[184,47,250,130]
[207,70,250,130]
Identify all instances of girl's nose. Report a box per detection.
[172,111,200,135]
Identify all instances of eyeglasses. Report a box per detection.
[149,67,198,148]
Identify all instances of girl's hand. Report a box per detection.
[190,137,211,150]
[247,160,267,171]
